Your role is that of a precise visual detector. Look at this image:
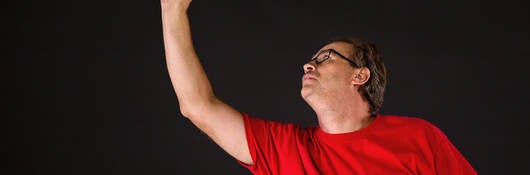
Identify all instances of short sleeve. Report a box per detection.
[239,113,303,174]
[429,125,478,175]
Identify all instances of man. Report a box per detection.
[160,0,477,174]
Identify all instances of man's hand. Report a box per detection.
[160,0,191,11]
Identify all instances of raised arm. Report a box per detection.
[160,0,253,165]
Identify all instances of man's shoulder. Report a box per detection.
[376,114,445,142]
[377,114,436,129]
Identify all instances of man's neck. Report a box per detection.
[309,92,374,134]
[317,112,374,134]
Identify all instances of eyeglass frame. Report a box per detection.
[308,49,359,67]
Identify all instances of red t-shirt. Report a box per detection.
[239,113,477,175]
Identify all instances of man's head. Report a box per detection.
[301,37,387,115]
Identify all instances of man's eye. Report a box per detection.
[315,56,326,63]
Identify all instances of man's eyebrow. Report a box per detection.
[318,49,332,54]
[312,49,331,58]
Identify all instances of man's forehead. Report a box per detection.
[317,42,353,55]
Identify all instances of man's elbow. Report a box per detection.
[178,103,199,119]
[177,98,215,119]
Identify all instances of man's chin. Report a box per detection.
[300,87,313,99]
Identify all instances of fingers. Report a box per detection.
[161,0,192,11]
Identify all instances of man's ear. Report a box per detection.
[352,67,370,86]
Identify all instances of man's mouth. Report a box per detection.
[303,74,316,81]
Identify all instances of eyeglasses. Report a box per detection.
[309,49,358,67]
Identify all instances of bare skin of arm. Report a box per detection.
[160,0,253,165]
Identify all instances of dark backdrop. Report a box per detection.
[8,0,529,174]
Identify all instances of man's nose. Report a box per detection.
[303,62,316,73]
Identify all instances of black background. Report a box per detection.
[8,0,529,174]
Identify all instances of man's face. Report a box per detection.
[301,42,356,100]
